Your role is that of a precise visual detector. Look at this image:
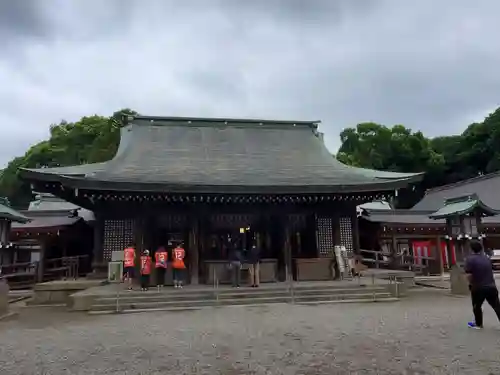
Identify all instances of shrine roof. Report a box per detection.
[412,171,500,211]
[362,209,445,225]
[428,194,499,220]
[10,210,84,232]
[0,198,30,223]
[28,192,94,222]
[20,115,423,194]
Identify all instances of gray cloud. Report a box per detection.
[1,0,500,167]
[0,1,49,40]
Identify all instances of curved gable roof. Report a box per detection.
[20,116,423,194]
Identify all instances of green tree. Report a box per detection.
[336,122,445,207]
[337,122,444,174]
[0,109,136,208]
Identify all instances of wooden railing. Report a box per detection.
[0,255,91,288]
[359,249,438,276]
[359,249,392,268]
[45,255,90,280]
[0,261,39,288]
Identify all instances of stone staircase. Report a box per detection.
[88,283,398,314]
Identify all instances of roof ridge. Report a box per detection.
[367,208,435,215]
[126,115,320,128]
[424,170,500,194]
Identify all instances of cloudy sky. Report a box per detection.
[1,0,500,167]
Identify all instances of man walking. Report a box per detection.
[465,240,500,329]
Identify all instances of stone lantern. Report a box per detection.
[429,194,498,295]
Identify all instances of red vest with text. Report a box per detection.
[124,247,135,268]
[172,247,186,269]
[140,255,152,275]
[155,249,168,268]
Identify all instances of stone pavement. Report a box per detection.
[1,294,500,374]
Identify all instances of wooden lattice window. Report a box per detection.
[103,219,135,260]
[316,216,333,257]
[339,217,353,254]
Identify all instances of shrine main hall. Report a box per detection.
[19,115,421,284]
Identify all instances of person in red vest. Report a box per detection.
[155,246,168,291]
[172,242,186,288]
[140,249,152,291]
[123,243,136,290]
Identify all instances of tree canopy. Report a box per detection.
[1,106,500,209]
[336,107,500,207]
[0,109,136,207]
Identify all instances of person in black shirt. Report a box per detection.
[464,240,500,329]
[228,244,242,288]
[248,244,261,287]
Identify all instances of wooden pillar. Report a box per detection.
[458,216,466,261]
[391,232,398,267]
[189,216,200,285]
[445,221,454,268]
[37,240,46,283]
[91,214,104,272]
[283,215,292,281]
[436,235,444,277]
[134,217,146,253]
[0,219,9,245]
[352,205,361,254]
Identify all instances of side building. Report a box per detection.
[10,193,94,278]
[19,115,421,284]
[360,172,500,273]
[0,197,30,265]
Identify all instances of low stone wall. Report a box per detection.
[362,270,415,298]
[295,258,333,281]
[30,279,107,306]
[0,279,9,317]
[69,291,97,311]
[386,280,410,297]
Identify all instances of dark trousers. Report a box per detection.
[173,268,184,283]
[140,274,150,289]
[156,267,166,286]
[231,263,241,287]
[471,285,500,327]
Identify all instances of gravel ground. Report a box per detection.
[1,294,500,374]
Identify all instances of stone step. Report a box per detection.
[90,292,393,312]
[93,287,388,304]
[294,292,392,303]
[106,282,384,296]
[89,296,398,315]
[297,297,400,305]
[102,285,388,297]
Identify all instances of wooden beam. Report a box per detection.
[436,234,444,276]
[92,213,104,267]
[189,216,200,285]
[37,241,46,283]
[351,207,360,254]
